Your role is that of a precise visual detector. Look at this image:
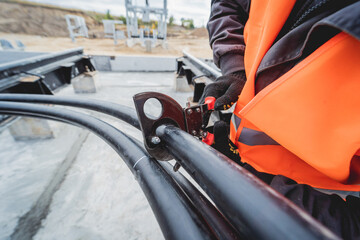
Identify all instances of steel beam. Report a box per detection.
[0,48,84,73]
[183,51,222,79]
[0,48,95,94]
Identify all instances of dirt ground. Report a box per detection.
[0,32,213,58]
[0,1,213,58]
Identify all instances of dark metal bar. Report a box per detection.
[0,48,95,94]
[182,51,221,78]
[0,94,140,129]
[192,76,207,102]
[0,48,84,72]
[178,52,221,103]
[156,125,339,240]
[0,102,216,240]
[160,162,243,240]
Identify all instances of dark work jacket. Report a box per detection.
[208,0,360,93]
[207,0,360,239]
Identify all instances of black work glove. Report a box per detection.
[199,71,246,110]
[210,121,242,165]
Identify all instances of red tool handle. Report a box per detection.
[205,96,215,110]
[202,132,214,145]
[202,97,216,145]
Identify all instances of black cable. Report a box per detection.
[0,94,242,239]
[0,94,140,129]
[0,95,334,239]
[0,101,216,240]
[156,125,339,240]
[160,162,243,240]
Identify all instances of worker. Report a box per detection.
[200,0,360,238]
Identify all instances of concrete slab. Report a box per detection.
[9,117,53,141]
[175,74,193,92]
[92,55,177,72]
[72,72,97,94]
[91,56,111,71]
[111,56,176,72]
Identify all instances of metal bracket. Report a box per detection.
[184,104,208,138]
[133,92,208,161]
[133,92,186,160]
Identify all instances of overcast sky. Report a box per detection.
[29,0,211,27]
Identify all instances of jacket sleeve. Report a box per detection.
[207,0,250,75]
[243,163,360,239]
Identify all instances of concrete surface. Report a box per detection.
[0,71,190,240]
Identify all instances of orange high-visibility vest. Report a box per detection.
[229,0,360,191]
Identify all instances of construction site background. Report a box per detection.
[0,0,212,58]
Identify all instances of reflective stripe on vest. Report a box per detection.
[239,128,279,146]
[232,114,279,146]
[230,113,241,132]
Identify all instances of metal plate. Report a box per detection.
[133,92,186,160]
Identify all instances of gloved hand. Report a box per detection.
[199,71,246,110]
[199,71,245,164]
[210,121,242,165]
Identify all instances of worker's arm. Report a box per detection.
[202,0,250,110]
[207,0,250,75]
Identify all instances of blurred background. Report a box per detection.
[0,0,213,57]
